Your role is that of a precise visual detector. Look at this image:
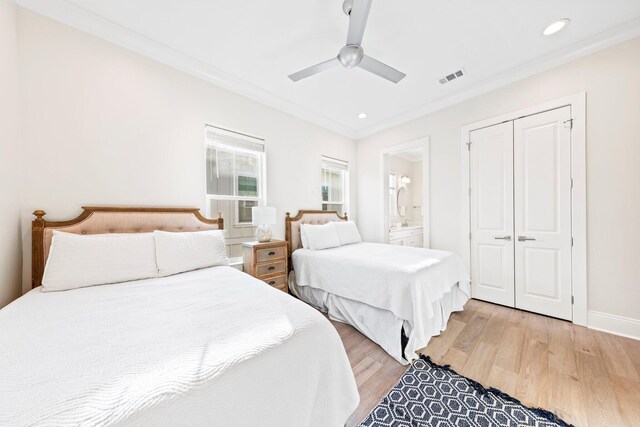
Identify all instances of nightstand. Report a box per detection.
[242,240,288,293]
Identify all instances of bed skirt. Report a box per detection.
[289,272,469,364]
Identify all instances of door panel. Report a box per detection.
[514,107,572,320]
[523,248,559,298]
[477,244,511,289]
[469,122,515,307]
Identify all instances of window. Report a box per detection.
[205,125,266,226]
[321,156,348,213]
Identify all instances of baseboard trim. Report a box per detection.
[588,310,640,341]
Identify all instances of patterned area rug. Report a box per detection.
[358,355,572,427]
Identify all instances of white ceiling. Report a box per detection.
[18,0,640,139]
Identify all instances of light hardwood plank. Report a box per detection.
[440,347,471,372]
[621,336,640,378]
[486,364,519,396]
[452,312,489,353]
[576,350,627,426]
[571,324,600,356]
[353,356,383,387]
[334,300,640,427]
[547,319,587,426]
[610,374,640,427]
[593,329,640,382]
[463,341,498,385]
[420,318,465,364]
[493,324,526,373]
[514,337,549,408]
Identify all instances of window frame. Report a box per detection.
[204,125,267,226]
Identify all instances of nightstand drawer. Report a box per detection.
[263,274,287,291]
[243,240,288,294]
[256,260,286,277]
[256,246,286,263]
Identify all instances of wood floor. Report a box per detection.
[334,299,640,427]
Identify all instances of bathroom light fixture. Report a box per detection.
[400,176,411,184]
[358,112,368,119]
[543,18,570,36]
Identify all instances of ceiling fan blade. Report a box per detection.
[346,0,372,46]
[358,55,406,83]
[288,58,339,82]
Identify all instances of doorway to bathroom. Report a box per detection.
[381,137,430,247]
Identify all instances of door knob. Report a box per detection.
[494,236,512,241]
[518,236,536,241]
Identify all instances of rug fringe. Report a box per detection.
[418,355,574,427]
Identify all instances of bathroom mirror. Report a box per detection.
[397,186,408,216]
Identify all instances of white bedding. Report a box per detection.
[293,242,470,362]
[289,272,468,364]
[0,267,358,427]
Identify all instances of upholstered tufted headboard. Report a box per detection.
[31,206,223,289]
[285,210,348,259]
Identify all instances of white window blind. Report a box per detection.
[321,156,348,213]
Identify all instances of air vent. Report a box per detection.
[438,68,465,85]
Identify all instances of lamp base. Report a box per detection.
[256,224,272,243]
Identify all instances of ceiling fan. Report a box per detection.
[288,0,406,84]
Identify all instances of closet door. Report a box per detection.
[469,122,515,307]
[513,107,572,320]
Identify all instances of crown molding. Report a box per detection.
[354,18,640,139]
[16,0,359,139]
[17,1,640,141]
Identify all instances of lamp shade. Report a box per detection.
[251,206,276,225]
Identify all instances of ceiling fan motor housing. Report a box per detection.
[338,44,364,68]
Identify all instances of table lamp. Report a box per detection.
[252,206,276,242]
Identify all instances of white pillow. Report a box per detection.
[154,230,228,276]
[42,231,158,292]
[333,221,362,246]
[301,226,310,249]
[300,223,341,251]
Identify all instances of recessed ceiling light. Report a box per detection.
[543,18,570,36]
[358,112,368,119]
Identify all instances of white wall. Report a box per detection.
[18,9,357,293]
[0,0,22,307]
[357,37,640,324]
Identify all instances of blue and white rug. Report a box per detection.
[358,355,572,427]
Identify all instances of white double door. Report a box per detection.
[469,106,573,320]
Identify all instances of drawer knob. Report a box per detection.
[268,251,276,256]
[269,281,275,285]
[268,266,275,271]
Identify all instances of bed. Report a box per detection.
[285,210,470,364]
[0,207,358,427]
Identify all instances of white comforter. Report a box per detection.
[293,243,470,361]
[0,267,358,427]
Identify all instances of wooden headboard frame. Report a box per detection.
[32,206,223,289]
[284,210,348,269]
